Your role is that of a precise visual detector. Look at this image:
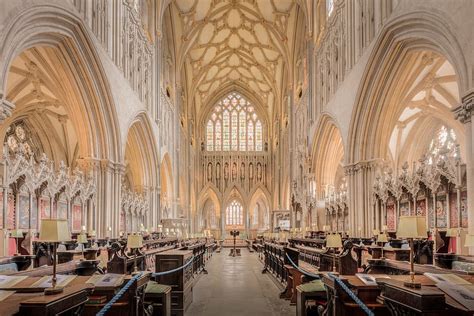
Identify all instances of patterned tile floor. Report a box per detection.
[186,249,295,316]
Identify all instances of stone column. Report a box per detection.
[453,91,474,254]
[96,160,124,238]
[154,35,162,123]
[345,160,381,237]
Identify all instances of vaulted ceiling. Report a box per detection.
[165,0,306,124]
[5,47,80,166]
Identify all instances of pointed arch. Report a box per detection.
[348,11,468,163]
[124,112,159,191]
[248,187,271,231]
[197,186,221,232]
[0,5,121,161]
[311,114,345,197]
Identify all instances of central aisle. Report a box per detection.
[186,249,295,316]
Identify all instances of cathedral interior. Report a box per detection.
[0,1,473,315]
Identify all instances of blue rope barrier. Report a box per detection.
[152,256,195,277]
[96,272,144,316]
[95,256,196,315]
[327,272,374,316]
[285,253,321,279]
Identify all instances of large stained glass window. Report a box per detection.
[225,200,243,226]
[256,120,263,151]
[206,92,264,152]
[206,121,214,151]
[223,110,230,151]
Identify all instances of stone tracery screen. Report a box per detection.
[206,93,263,152]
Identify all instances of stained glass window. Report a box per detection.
[256,120,263,151]
[206,121,214,151]
[5,120,40,160]
[427,125,458,165]
[248,121,254,151]
[231,110,238,151]
[226,200,243,226]
[239,111,246,151]
[206,92,264,152]
[223,110,230,151]
[327,0,334,16]
[215,120,222,151]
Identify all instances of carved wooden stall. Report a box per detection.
[373,129,467,253]
[1,145,96,258]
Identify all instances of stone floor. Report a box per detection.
[186,249,295,316]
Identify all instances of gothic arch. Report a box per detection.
[311,114,345,196]
[198,84,270,133]
[124,112,159,191]
[348,11,468,164]
[223,185,247,209]
[0,4,121,162]
[197,186,221,231]
[248,187,271,230]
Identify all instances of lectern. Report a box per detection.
[229,230,240,257]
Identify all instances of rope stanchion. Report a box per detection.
[327,272,374,316]
[96,255,195,316]
[152,255,195,277]
[96,272,144,316]
[285,253,321,279]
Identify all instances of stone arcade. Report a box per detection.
[0,1,473,315]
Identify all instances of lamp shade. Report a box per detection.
[77,233,88,244]
[377,233,388,243]
[88,230,96,237]
[446,228,457,237]
[465,234,474,247]
[382,225,388,231]
[396,216,427,239]
[39,219,71,242]
[10,229,23,238]
[326,233,343,248]
[128,233,143,249]
[373,229,379,236]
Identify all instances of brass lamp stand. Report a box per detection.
[128,233,143,275]
[77,233,88,260]
[377,232,388,259]
[10,229,23,255]
[39,219,71,295]
[326,233,342,274]
[397,216,427,289]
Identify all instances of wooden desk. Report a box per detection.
[0,283,93,316]
[155,250,193,316]
[366,258,474,276]
[379,279,474,315]
[322,273,474,316]
[5,260,79,276]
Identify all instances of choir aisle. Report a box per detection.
[187,249,294,316]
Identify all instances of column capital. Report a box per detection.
[453,91,474,124]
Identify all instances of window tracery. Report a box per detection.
[5,120,41,160]
[225,200,243,226]
[206,93,263,152]
[427,126,458,165]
